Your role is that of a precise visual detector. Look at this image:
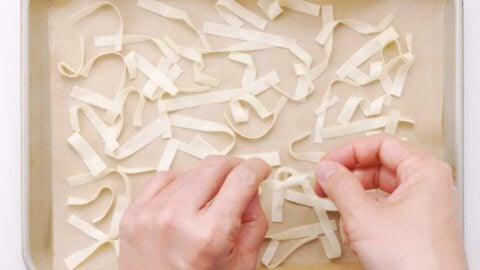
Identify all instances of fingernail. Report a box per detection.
[315,161,339,187]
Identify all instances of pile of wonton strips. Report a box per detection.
[59,0,415,269]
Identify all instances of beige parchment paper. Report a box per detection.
[46,0,446,269]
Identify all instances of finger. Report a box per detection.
[234,193,268,264]
[151,156,243,210]
[322,134,431,182]
[211,158,271,219]
[315,160,373,220]
[125,171,179,216]
[314,165,398,197]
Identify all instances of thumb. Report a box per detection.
[315,160,372,220]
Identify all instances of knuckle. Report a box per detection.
[155,209,177,229]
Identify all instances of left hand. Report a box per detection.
[119,156,271,270]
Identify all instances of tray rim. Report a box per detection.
[20,0,465,269]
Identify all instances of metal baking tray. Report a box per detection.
[21,0,464,269]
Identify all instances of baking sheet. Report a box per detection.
[22,0,463,269]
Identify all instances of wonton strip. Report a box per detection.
[284,189,338,212]
[64,196,128,270]
[230,94,272,123]
[316,13,394,45]
[266,220,337,241]
[336,27,399,80]
[137,0,210,49]
[134,52,179,96]
[261,235,318,269]
[170,114,236,155]
[70,2,124,51]
[157,71,279,111]
[203,22,312,67]
[215,0,268,30]
[337,95,386,125]
[57,35,85,78]
[277,0,320,16]
[257,0,283,20]
[107,118,167,159]
[321,111,415,139]
[236,152,282,167]
[226,97,288,140]
[228,52,256,87]
[67,187,115,224]
[67,133,107,177]
[289,132,324,162]
[301,181,341,259]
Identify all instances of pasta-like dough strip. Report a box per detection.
[257,0,283,20]
[70,2,124,52]
[137,0,210,49]
[215,0,268,30]
[57,35,85,78]
[230,94,272,123]
[203,22,312,67]
[228,52,256,87]
[300,181,341,259]
[133,52,179,96]
[336,27,399,80]
[236,152,282,167]
[277,0,320,16]
[316,13,394,45]
[289,132,324,162]
[321,111,415,139]
[70,105,120,154]
[64,196,128,270]
[67,186,115,224]
[157,71,279,112]
[170,114,236,155]
[226,97,288,140]
[284,189,338,212]
[266,220,337,240]
[107,118,167,159]
[261,235,318,269]
[337,95,386,125]
[67,133,107,177]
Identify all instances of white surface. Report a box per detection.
[0,0,479,269]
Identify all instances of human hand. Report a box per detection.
[314,134,467,270]
[119,156,271,270]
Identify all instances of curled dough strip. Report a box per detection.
[336,27,399,80]
[316,13,394,45]
[230,94,272,123]
[67,132,107,177]
[228,52,256,87]
[300,181,341,259]
[70,2,124,52]
[203,22,313,67]
[57,35,85,78]
[337,95,386,125]
[266,220,337,241]
[137,0,210,49]
[257,0,283,20]
[64,196,128,270]
[67,186,115,224]
[133,52,180,96]
[215,0,268,30]
[261,235,318,269]
[289,132,324,163]
[320,110,415,139]
[106,118,167,160]
[225,97,288,140]
[157,71,280,112]
[170,114,236,154]
[94,34,180,63]
[277,0,320,16]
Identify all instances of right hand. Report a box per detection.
[314,134,467,270]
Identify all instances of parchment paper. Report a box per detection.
[46,0,446,269]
